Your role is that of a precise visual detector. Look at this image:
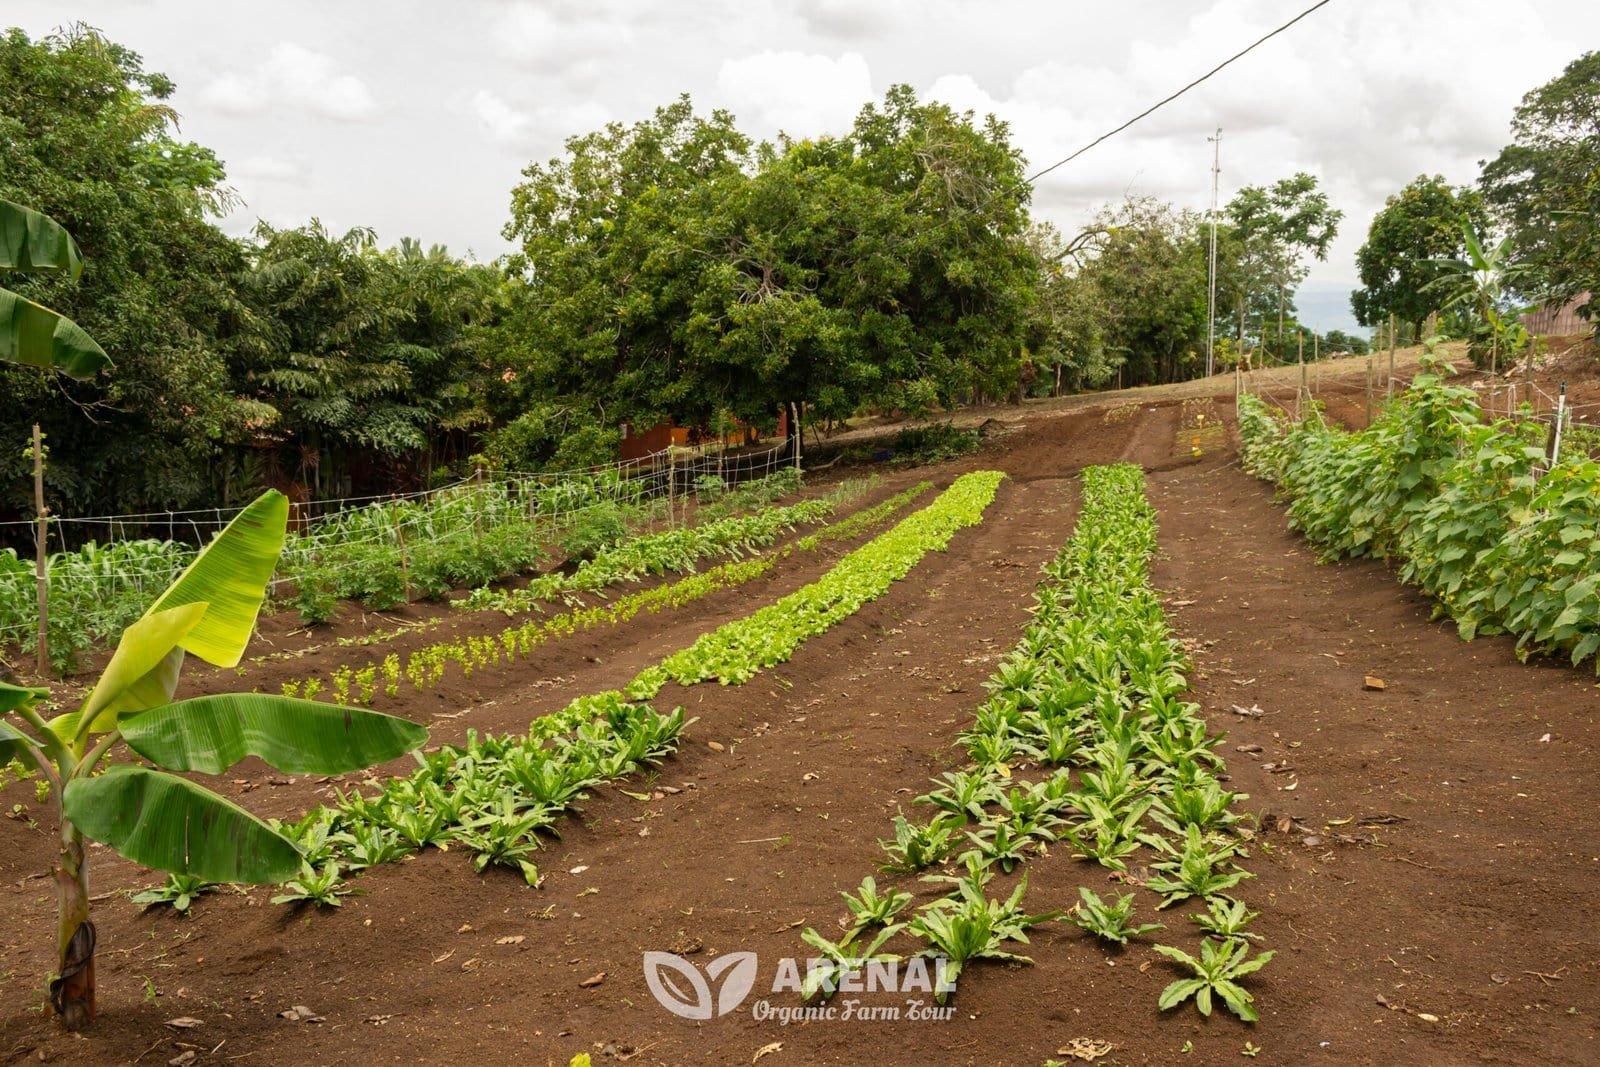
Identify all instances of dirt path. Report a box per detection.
[5,391,1600,1065]
[1147,453,1600,1066]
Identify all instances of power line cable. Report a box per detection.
[1024,0,1335,189]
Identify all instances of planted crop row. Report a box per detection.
[282,482,934,706]
[1239,366,1600,670]
[2,469,813,669]
[138,698,693,911]
[461,494,839,617]
[285,467,809,623]
[807,465,1269,1020]
[191,479,960,907]
[0,539,191,673]
[639,470,1005,690]
[515,473,998,744]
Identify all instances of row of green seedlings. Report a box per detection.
[1,539,192,673]
[1238,357,1600,671]
[278,482,935,707]
[462,494,838,616]
[562,471,1007,710]
[134,697,691,911]
[241,480,866,671]
[802,465,1272,1022]
[135,476,986,910]
[0,468,810,669]
[288,467,812,624]
[442,472,1001,758]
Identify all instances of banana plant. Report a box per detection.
[0,490,428,1030]
[0,198,109,378]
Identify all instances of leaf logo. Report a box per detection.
[642,951,759,1020]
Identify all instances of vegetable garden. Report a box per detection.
[4,366,1600,1065]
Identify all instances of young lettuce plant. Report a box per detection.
[1153,937,1275,1022]
[0,491,428,1030]
[1068,887,1165,945]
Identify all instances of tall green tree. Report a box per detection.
[500,96,753,432]
[0,25,252,513]
[233,223,502,495]
[1480,50,1600,328]
[1225,173,1341,358]
[499,87,1038,433]
[1351,175,1489,336]
[1070,198,1209,387]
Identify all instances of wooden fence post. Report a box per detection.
[1387,313,1397,397]
[392,498,410,603]
[1365,354,1374,426]
[32,424,48,678]
[1297,333,1306,419]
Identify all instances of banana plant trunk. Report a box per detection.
[51,821,95,1030]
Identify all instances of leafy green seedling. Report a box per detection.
[130,873,216,915]
[1190,897,1263,943]
[842,876,912,933]
[1153,937,1275,1022]
[880,813,961,872]
[1068,887,1165,945]
[271,861,357,908]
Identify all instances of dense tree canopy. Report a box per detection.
[1350,175,1488,334]
[1480,50,1600,324]
[0,25,251,510]
[1225,173,1342,355]
[499,87,1038,430]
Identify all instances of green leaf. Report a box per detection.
[1158,977,1205,1011]
[143,490,290,668]
[121,695,429,775]
[0,678,49,715]
[78,604,204,733]
[0,719,34,768]
[63,765,301,883]
[0,198,83,276]
[0,285,109,379]
[1572,633,1600,667]
[1217,980,1260,1022]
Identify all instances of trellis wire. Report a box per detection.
[1,438,797,664]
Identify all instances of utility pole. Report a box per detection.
[1205,128,1222,379]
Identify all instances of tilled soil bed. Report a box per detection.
[3,386,1597,1066]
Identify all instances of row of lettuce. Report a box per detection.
[3,467,810,672]
[1238,366,1600,670]
[807,464,1271,1020]
[280,481,933,705]
[235,473,1006,906]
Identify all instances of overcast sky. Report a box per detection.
[10,0,1598,333]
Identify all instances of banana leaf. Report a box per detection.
[76,604,201,733]
[0,198,83,276]
[142,490,288,668]
[0,680,49,767]
[0,286,108,379]
[63,765,301,884]
[121,694,428,775]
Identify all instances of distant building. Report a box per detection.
[1521,293,1593,336]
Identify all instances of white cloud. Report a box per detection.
[493,3,633,67]
[472,90,534,146]
[229,154,310,183]
[716,51,872,137]
[201,42,377,121]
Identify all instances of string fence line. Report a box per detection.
[1,435,801,663]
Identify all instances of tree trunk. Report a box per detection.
[50,823,94,1030]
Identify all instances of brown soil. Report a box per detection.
[4,369,1600,1066]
